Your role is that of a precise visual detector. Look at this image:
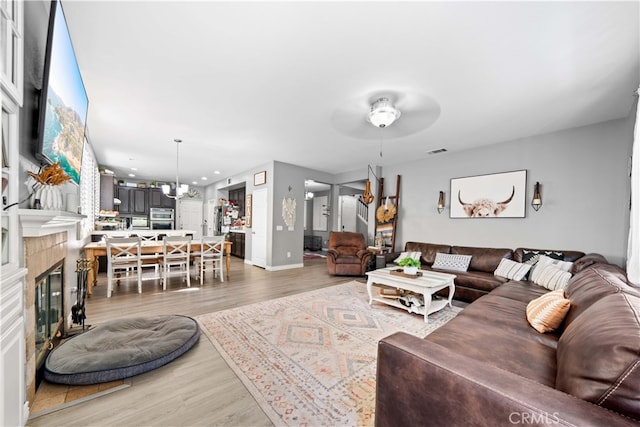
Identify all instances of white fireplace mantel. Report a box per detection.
[18,209,86,238]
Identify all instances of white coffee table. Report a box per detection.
[366,267,456,323]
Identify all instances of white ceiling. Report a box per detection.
[61,1,639,186]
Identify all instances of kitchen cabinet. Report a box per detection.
[149,188,175,209]
[228,232,245,259]
[116,186,148,215]
[228,188,245,217]
[99,174,115,211]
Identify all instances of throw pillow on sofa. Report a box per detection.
[526,289,570,333]
[494,258,531,281]
[536,254,573,272]
[522,250,564,265]
[522,250,564,279]
[528,254,573,281]
[532,264,572,291]
[393,251,422,264]
[431,253,472,272]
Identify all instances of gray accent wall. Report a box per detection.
[205,160,335,269]
[271,161,334,267]
[382,115,635,266]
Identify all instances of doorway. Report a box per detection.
[178,199,204,239]
[337,180,369,240]
[339,195,357,232]
[251,188,268,268]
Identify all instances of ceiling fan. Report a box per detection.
[331,89,441,140]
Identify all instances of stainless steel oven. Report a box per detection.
[151,220,174,230]
[150,208,174,230]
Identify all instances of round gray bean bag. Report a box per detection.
[44,315,199,385]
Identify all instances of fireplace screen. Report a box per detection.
[35,261,64,367]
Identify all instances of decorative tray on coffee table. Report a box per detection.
[389,269,423,279]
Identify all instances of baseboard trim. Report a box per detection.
[266,263,304,271]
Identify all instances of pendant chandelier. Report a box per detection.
[162,139,189,199]
[361,165,378,205]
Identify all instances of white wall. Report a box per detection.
[383,116,634,266]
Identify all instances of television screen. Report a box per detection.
[37,0,88,185]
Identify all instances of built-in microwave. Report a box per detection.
[131,216,149,229]
[150,208,174,221]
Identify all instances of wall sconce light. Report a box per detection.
[437,191,446,214]
[531,182,542,211]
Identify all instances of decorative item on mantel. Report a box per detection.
[27,162,70,210]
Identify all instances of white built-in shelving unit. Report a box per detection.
[1,0,28,425]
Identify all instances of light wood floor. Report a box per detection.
[27,256,354,427]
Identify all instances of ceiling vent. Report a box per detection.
[426,148,447,155]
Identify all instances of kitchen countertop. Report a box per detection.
[92,230,196,236]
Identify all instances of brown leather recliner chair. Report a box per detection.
[326,231,372,276]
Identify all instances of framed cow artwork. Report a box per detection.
[450,170,527,218]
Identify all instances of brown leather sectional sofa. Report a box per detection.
[380,242,589,302]
[375,243,640,426]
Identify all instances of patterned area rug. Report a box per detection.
[197,280,461,426]
[303,251,327,259]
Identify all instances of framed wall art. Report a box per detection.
[450,170,527,218]
[245,193,252,227]
[254,170,266,186]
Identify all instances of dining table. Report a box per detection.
[83,240,232,296]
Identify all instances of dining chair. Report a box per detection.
[160,235,192,290]
[136,233,160,274]
[193,236,225,285]
[137,233,158,242]
[105,237,142,298]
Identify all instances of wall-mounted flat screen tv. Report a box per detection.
[36,0,88,185]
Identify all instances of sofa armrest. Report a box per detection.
[376,332,638,427]
[356,249,371,259]
[326,249,339,262]
[381,251,400,265]
[572,253,608,274]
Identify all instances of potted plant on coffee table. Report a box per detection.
[398,257,420,275]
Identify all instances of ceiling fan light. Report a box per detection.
[367,97,401,128]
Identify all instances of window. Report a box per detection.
[80,141,99,235]
[0,0,23,104]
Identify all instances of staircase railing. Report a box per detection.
[357,197,368,225]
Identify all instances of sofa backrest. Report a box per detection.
[563,264,639,328]
[404,242,450,266]
[556,292,640,421]
[450,246,512,273]
[328,231,365,256]
[570,253,609,274]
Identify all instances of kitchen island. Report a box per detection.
[90,229,199,241]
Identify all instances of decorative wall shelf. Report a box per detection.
[18,209,86,237]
